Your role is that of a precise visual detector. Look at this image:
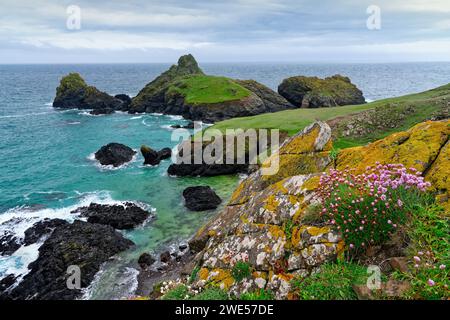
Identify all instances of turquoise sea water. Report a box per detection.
[1,62,449,299]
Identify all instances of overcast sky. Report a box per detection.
[1,0,450,63]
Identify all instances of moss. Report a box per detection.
[162,284,189,300]
[190,287,229,300]
[167,75,252,105]
[56,73,87,96]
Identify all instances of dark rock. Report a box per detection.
[0,233,21,256]
[141,145,172,166]
[182,186,222,211]
[73,202,151,230]
[23,218,68,246]
[168,163,249,177]
[89,108,115,115]
[179,243,188,251]
[138,253,156,269]
[278,74,365,108]
[6,220,134,300]
[114,94,132,110]
[95,143,136,167]
[170,122,194,129]
[188,234,209,254]
[160,251,171,263]
[0,274,17,294]
[157,148,172,160]
[53,73,126,111]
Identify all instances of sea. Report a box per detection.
[0,62,449,299]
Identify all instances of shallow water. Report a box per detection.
[1,62,449,299]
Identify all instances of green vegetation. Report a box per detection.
[394,204,449,300]
[231,261,252,282]
[283,219,294,241]
[207,83,450,146]
[291,260,369,300]
[162,284,189,300]
[240,289,274,300]
[189,266,201,284]
[56,73,87,96]
[168,75,252,105]
[190,287,229,300]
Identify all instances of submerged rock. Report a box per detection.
[182,186,222,211]
[89,107,115,115]
[278,74,365,108]
[53,73,127,111]
[95,142,136,167]
[74,202,152,230]
[141,145,172,166]
[5,220,134,300]
[138,253,156,269]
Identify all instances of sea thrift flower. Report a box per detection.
[439,264,446,270]
[427,279,435,286]
[413,256,421,262]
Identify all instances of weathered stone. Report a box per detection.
[95,143,136,167]
[182,186,222,211]
[138,253,156,269]
[389,257,409,273]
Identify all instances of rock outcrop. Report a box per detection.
[72,202,153,230]
[94,143,136,167]
[53,73,128,112]
[0,233,21,256]
[278,74,365,108]
[3,220,134,300]
[185,119,449,299]
[129,54,294,122]
[141,145,172,166]
[182,186,222,211]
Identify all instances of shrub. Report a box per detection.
[317,163,431,250]
[162,284,189,300]
[240,289,274,300]
[231,261,252,282]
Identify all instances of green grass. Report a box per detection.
[240,289,274,300]
[206,83,450,145]
[168,75,252,105]
[231,261,252,282]
[394,204,449,300]
[190,287,229,300]
[290,260,372,300]
[162,284,189,300]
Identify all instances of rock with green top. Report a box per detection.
[129,54,294,122]
[53,73,128,112]
[278,74,365,108]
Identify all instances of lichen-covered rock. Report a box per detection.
[53,73,127,111]
[278,74,365,108]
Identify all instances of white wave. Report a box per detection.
[166,115,184,120]
[78,111,102,117]
[44,102,53,106]
[0,112,51,119]
[160,124,175,130]
[130,116,143,120]
[67,121,81,125]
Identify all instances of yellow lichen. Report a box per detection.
[198,267,210,281]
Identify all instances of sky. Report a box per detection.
[1,0,450,63]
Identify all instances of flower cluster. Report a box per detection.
[317,163,431,249]
[411,251,448,289]
[159,278,205,300]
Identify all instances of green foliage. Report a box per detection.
[240,289,274,300]
[329,147,340,161]
[190,287,229,300]
[283,219,294,241]
[290,260,369,300]
[57,73,87,96]
[162,284,189,300]
[168,75,251,105]
[394,204,449,300]
[189,266,201,284]
[231,261,252,282]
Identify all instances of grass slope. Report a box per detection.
[168,75,252,105]
[207,83,450,146]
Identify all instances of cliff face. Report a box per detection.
[187,119,449,299]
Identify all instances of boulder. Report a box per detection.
[138,253,156,269]
[129,55,296,122]
[0,233,21,256]
[95,143,136,167]
[4,220,134,300]
[182,186,222,211]
[141,145,172,166]
[0,274,17,295]
[53,73,127,111]
[23,218,68,246]
[73,202,152,230]
[160,251,172,263]
[278,74,365,108]
[114,94,132,110]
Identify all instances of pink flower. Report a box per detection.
[349,244,354,249]
[413,256,421,262]
[397,199,403,207]
[439,264,446,270]
[427,279,435,286]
